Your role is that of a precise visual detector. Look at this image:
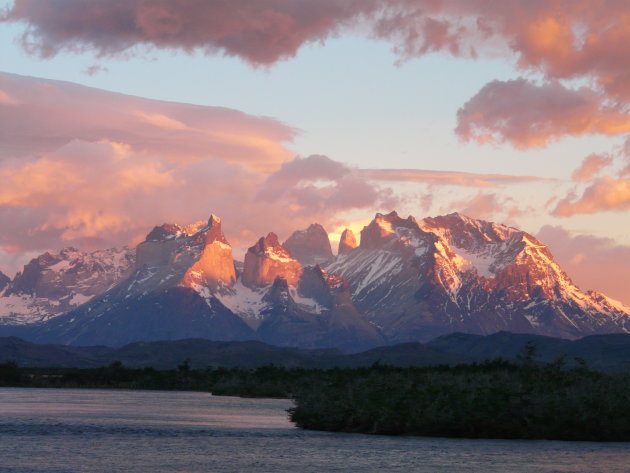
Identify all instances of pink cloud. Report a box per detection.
[553,176,630,216]
[446,192,528,222]
[0,89,19,105]
[0,72,296,172]
[0,141,359,268]
[455,79,630,148]
[357,168,548,187]
[445,192,532,225]
[537,225,630,305]
[571,153,614,181]
[258,155,398,216]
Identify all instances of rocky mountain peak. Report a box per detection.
[0,271,10,292]
[250,232,285,255]
[338,229,357,254]
[283,223,333,265]
[420,212,523,249]
[298,265,334,308]
[181,218,236,292]
[0,246,135,325]
[263,277,292,309]
[144,223,186,242]
[242,233,302,287]
[360,211,435,254]
[133,214,236,295]
[298,265,349,310]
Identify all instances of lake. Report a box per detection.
[0,388,628,472]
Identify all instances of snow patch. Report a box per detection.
[450,246,496,278]
[216,280,267,320]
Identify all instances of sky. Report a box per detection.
[0,0,629,304]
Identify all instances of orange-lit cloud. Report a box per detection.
[0,142,398,272]
[455,79,630,148]
[537,225,630,305]
[0,72,296,172]
[571,153,614,181]
[553,177,630,216]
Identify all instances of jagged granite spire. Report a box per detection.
[283,223,333,265]
[338,228,357,254]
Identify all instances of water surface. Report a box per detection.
[1,388,628,473]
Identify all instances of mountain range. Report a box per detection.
[0,211,628,351]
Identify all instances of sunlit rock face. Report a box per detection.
[242,233,302,287]
[283,223,333,266]
[181,215,237,292]
[338,229,357,255]
[135,214,236,292]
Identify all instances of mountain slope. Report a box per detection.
[31,216,256,346]
[0,247,134,325]
[283,223,333,265]
[0,271,9,292]
[325,211,630,342]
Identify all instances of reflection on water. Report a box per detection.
[1,388,628,473]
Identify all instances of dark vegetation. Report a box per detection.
[288,357,630,441]
[2,345,629,441]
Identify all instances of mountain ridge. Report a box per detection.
[2,332,629,371]
[0,211,628,349]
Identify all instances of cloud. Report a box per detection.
[371,1,630,101]
[6,0,630,93]
[571,153,614,181]
[552,176,630,216]
[537,225,630,305]
[0,72,296,172]
[7,1,630,147]
[83,64,108,76]
[258,155,398,216]
[357,168,548,187]
[446,192,528,222]
[1,0,378,65]
[455,79,630,148]
[0,136,399,273]
[0,140,328,265]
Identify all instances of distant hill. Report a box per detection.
[0,336,465,370]
[427,331,630,371]
[2,331,629,371]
